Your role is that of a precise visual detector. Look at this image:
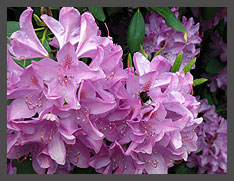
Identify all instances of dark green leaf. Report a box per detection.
[193,78,208,86]
[205,58,225,75]
[128,53,133,68]
[14,159,36,174]
[201,7,220,20]
[217,19,225,37]
[183,57,196,74]
[105,7,122,16]
[150,7,185,32]
[76,7,87,13]
[175,163,197,174]
[7,21,20,43]
[127,9,145,53]
[170,53,183,72]
[41,38,53,59]
[14,58,42,69]
[7,99,14,105]
[87,7,106,22]
[205,90,214,105]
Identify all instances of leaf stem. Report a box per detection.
[34,27,45,31]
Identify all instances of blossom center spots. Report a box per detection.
[63,55,74,70]
[30,76,39,86]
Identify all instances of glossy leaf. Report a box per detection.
[128,53,133,68]
[7,21,19,37]
[183,57,196,74]
[127,9,145,53]
[7,99,14,105]
[170,53,183,72]
[150,7,185,32]
[193,78,208,86]
[14,159,36,174]
[205,58,225,75]
[87,7,106,22]
[174,163,197,174]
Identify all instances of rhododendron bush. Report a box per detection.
[7,7,227,174]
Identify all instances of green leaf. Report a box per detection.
[105,7,122,16]
[152,48,163,59]
[76,7,87,13]
[183,57,196,74]
[7,21,20,43]
[14,159,36,174]
[217,19,225,37]
[140,44,148,58]
[170,53,183,73]
[193,78,208,86]
[14,58,42,69]
[49,7,60,10]
[42,39,53,59]
[128,53,133,68]
[201,7,220,20]
[87,7,106,22]
[205,58,225,75]
[175,163,197,174]
[7,99,14,105]
[150,7,185,32]
[205,90,214,105]
[127,9,145,53]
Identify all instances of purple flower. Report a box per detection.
[143,9,201,69]
[32,42,105,110]
[7,45,23,95]
[8,7,49,59]
[124,53,202,172]
[89,142,143,174]
[7,65,54,120]
[187,99,227,174]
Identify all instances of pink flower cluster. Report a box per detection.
[143,8,202,70]
[7,7,202,174]
[187,99,227,174]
